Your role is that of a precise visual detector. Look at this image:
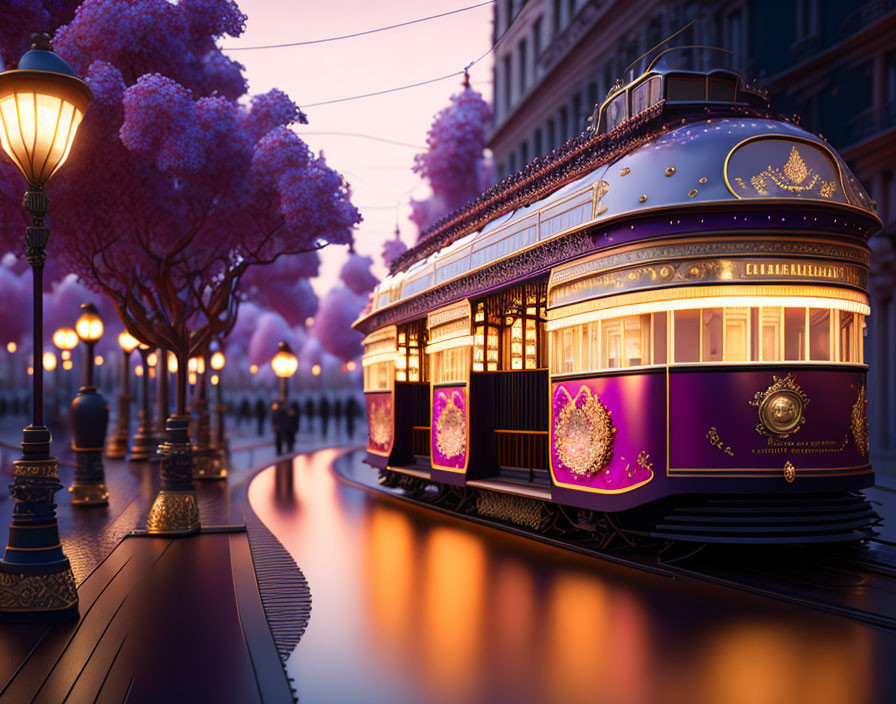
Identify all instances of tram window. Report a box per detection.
[433,347,469,384]
[624,314,651,366]
[809,308,831,361]
[674,310,700,363]
[561,327,579,372]
[724,308,749,361]
[652,312,668,364]
[702,308,723,362]
[364,361,391,392]
[784,307,806,361]
[603,319,622,368]
[589,323,601,369]
[604,93,627,131]
[760,308,782,361]
[707,76,736,102]
[840,311,857,362]
[631,76,662,115]
[666,76,705,101]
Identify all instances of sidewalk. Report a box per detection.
[0,415,365,702]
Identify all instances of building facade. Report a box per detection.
[488,0,896,471]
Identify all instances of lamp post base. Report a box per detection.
[0,426,79,622]
[128,426,158,462]
[104,430,129,459]
[193,446,227,480]
[0,561,78,622]
[146,416,200,535]
[69,480,109,506]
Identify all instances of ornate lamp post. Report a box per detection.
[190,353,217,479]
[69,303,109,505]
[105,332,139,458]
[271,342,298,455]
[0,34,92,621]
[208,347,228,479]
[128,344,157,461]
[52,327,78,413]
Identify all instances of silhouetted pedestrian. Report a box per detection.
[289,401,301,435]
[238,398,250,427]
[333,398,343,435]
[345,395,359,438]
[285,402,298,452]
[255,397,267,436]
[304,397,315,431]
[271,400,286,455]
[319,396,331,437]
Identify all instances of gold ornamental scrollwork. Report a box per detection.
[749,373,809,440]
[369,401,392,447]
[554,386,617,478]
[435,393,466,460]
[0,569,77,611]
[783,461,796,483]
[851,386,869,457]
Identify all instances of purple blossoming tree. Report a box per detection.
[410,77,493,240]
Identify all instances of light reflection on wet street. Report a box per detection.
[248,450,896,704]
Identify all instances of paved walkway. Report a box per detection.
[0,414,365,703]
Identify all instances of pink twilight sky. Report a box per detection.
[222,0,495,296]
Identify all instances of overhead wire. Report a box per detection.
[299,131,425,149]
[224,1,494,50]
[299,7,515,109]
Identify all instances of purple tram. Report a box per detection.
[354,52,882,543]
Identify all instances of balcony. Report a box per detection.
[838,0,896,40]
[848,100,896,145]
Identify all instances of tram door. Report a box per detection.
[469,280,550,482]
[362,326,397,468]
[426,301,473,485]
[391,319,429,465]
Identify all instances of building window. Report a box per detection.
[520,140,529,165]
[553,0,562,34]
[503,54,512,111]
[509,151,517,173]
[519,38,528,95]
[547,118,556,149]
[559,106,569,142]
[534,128,543,157]
[724,8,744,67]
[505,0,514,31]
[567,0,576,24]
[572,92,583,132]
[796,0,818,39]
[533,16,543,57]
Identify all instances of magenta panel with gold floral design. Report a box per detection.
[550,376,662,493]
[431,386,467,471]
[366,392,393,457]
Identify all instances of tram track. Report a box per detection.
[331,452,896,633]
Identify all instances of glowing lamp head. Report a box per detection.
[249,364,258,375]
[0,34,93,185]
[118,331,140,353]
[146,352,157,367]
[188,356,205,375]
[311,364,321,377]
[62,359,73,370]
[210,351,225,370]
[52,326,78,350]
[6,341,16,353]
[167,353,178,374]
[94,354,103,366]
[271,341,298,378]
[346,361,356,372]
[75,302,103,343]
[42,350,56,371]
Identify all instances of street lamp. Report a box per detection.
[0,34,91,621]
[129,344,157,461]
[271,342,298,456]
[52,326,78,412]
[207,346,229,479]
[189,351,217,479]
[69,302,109,505]
[106,331,139,459]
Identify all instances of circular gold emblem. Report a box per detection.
[759,390,804,436]
[749,373,809,440]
